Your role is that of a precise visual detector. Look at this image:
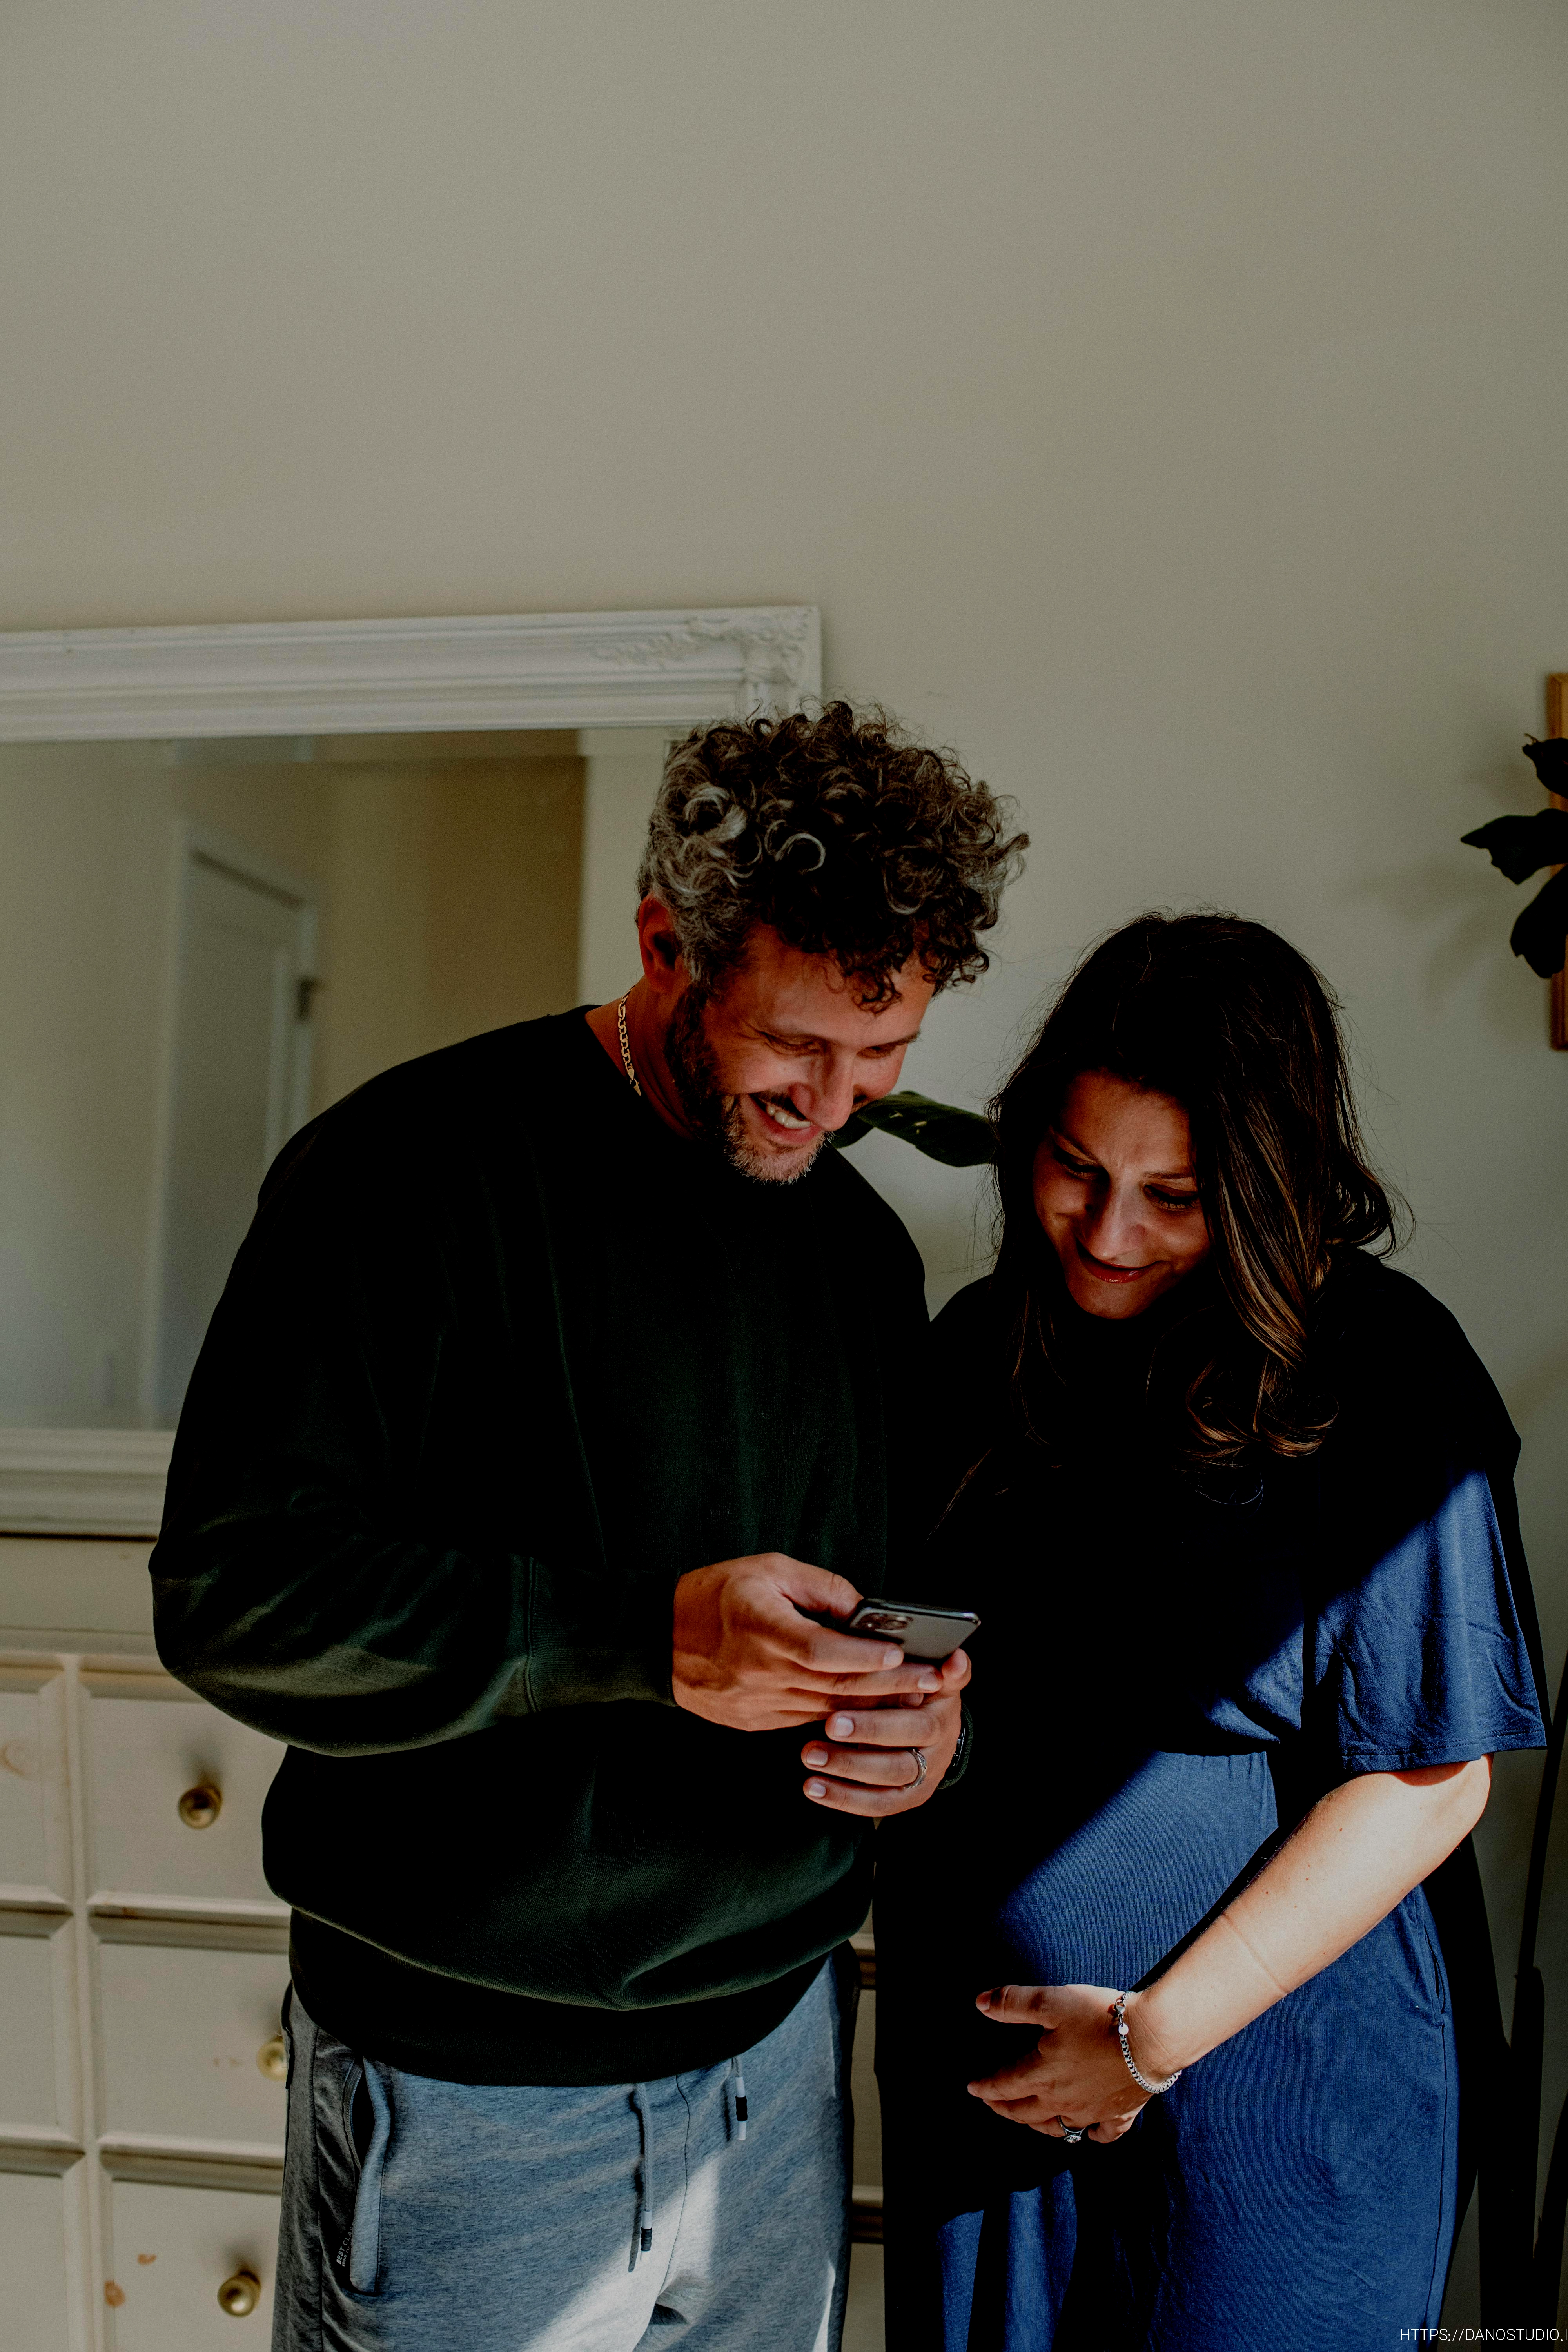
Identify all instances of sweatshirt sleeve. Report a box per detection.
[150,1100,673,1757]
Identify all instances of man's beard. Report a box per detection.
[665,992,827,1185]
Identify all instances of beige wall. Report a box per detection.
[4,0,1568,2312]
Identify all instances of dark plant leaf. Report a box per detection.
[1510,866,1568,979]
[1461,812,1568,883]
[829,1091,996,1166]
[1522,737,1568,794]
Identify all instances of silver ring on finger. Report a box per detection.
[907,1748,928,1789]
[1058,2117,1085,2144]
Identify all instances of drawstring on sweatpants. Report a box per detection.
[630,2083,655,2269]
[630,2058,750,2272]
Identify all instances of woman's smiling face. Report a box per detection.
[1032,1069,1212,1319]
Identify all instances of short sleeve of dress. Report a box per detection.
[1306,1261,1546,1778]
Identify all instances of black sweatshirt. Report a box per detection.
[150,1010,928,2083]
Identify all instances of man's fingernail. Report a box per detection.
[802,1745,828,1766]
[918,1672,942,1693]
[827,1714,854,1738]
[804,1778,828,1799]
[976,1991,993,2009]
[882,1648,903,1669]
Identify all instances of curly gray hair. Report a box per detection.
[636,701,1026,1006]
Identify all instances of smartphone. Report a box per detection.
[834,1598,981,1662]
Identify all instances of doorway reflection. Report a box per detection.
[0,728,603,1429]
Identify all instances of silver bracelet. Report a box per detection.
[1111,1993,1183,2096]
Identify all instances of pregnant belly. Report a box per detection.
[986,1747,1279,1990]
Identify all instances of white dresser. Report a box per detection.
[0,1536,287,2350]
[0,1532,886,2350]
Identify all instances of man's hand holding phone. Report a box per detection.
[670,1555,971,1818]
[798,1594,973,1818]
[798,1673,968,1818]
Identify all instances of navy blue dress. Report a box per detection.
[877,1254,1545,2352]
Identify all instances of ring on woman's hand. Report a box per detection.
[907,1748,928,1788]
[1058,2118,1086,2144]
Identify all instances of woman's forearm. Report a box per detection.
[1129,1759,1491,2082]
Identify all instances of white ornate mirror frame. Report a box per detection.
[0,604,821,1536]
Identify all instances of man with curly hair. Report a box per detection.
[151,701,1024,2352]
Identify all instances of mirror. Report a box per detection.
[0,725,666,1430]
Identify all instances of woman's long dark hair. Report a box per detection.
[990,912,1402,1464]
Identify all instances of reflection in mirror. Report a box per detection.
[0,726,665,1431]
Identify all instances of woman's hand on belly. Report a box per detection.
[967,1983,1151,2143]
[965,1759,1493,2146]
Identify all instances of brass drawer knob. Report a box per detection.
[256,2033,287,2082]
[177,1782,222,1829]
[217,2269,260,2316]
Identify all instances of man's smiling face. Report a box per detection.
[669,924,937,1182]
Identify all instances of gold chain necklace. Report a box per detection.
[616,995,642,1097]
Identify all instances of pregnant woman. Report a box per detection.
[876,913,1546,2350]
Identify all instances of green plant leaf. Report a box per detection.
[1510,866,1568,979]
[1523,737,1568,794]
[829,1091,996,1166]
[1461,811,1568,883]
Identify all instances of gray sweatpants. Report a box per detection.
[270,1960,852,2351]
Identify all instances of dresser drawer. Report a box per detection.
[82,1675,285,1913]
[0,1912,77,2136]
[98,1931,289,2151]
[105,2178,279,2348]
[0,2165,75,2352]
[0,1665,71,1903]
